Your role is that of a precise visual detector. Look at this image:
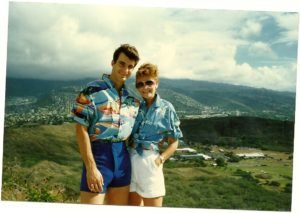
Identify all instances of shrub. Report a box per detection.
[216,157,227,167]
[255,173,272,179]
[284,183,292,193]
[268,181,281,187]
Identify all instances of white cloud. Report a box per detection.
[239,19,262,38]
[248,41,278,59]
[273,12,299,43]
[5,2,299,91]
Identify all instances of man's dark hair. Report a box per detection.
[113,44,140,66]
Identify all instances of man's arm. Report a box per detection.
[76,123,104,192]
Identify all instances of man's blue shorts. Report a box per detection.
[80,141,131,193]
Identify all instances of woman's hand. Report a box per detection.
[154,155,165,167]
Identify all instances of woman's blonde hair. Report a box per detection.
[136,63,159,82]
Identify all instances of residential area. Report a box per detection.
[172,144,267,167]
[4,90,75,127]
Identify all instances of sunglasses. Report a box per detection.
[136,80,155,89]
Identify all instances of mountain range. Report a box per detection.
[5,77,296,120]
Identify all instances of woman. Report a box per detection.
[129,63,183,206]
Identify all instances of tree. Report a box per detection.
[216,157,227,167]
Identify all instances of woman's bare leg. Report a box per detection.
[129,192,143,206]
[143,197,163,207]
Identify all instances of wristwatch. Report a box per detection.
[159,155,165,164]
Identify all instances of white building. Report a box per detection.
[180,153,212,160]
[176,147,197,153]
[236,152,265,158]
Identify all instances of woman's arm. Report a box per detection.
[155,137,179,166]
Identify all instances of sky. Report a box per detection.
[4,0,299,92]
[1,1,300,213]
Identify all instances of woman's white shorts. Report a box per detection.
[129,149,165,198]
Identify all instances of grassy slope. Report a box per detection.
[164,164,291,210]
[1,120,293,210]
[3,122,80,166]
[2,123,82,202]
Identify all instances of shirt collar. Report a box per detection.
[102,74,114,89]
[102,74,129,96]
[141,93,162,109]
[153,93,162,108]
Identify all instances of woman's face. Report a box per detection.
[136,75,158,101]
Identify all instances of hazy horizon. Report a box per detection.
[5,74,297,93]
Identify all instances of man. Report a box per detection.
[72,44,140,204]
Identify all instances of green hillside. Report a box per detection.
[2,123,80,167]
[181,116,294,152]
[1,118,293,210]
[2,123,82,202]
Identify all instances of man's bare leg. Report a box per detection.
[105,185,129,205]
[80,191,105,204]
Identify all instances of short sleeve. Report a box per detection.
[71,91,96,127]
[166,104,183,140]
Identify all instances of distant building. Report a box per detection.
[176,147,197,153]
[180,153,212,160]
[236,152,265,158]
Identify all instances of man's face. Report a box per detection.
[111,52,136,83]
